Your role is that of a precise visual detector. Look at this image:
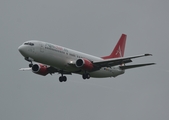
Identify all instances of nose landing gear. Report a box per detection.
[25,57,33,67]
[29,62,33,67]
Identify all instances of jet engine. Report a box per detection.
[32,64,49,76]
[76,58,94,70]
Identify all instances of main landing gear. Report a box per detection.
[82,73,90,79]
[59,74,67,82]
[59,73,90,82]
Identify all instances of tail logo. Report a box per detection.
[116,46,122,57]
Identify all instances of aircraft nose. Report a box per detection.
[18,45,23,52]
[18,45,26,55]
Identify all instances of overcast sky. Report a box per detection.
[0,0,169,120]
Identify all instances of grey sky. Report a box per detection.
[0,0,169,120]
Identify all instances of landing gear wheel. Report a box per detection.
[86,74,90,79]
[59,76,67,82]
[59,76,63,82]
[63,76,67,82]
[29,63,33,67]
[82,74,87,79]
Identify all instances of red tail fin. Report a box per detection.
[102,34,126,59]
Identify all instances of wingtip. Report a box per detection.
[145,54,153,56]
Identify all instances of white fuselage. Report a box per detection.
[18,40,124,78]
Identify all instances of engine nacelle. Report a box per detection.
[32,64,48,76]
[76,58,94,70]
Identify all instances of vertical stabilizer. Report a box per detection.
[102,34,126,59]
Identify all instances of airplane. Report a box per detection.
[18,34,155,82]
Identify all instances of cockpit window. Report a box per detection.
[24,42,34,46]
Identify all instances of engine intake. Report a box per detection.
[32,64,49,76]
[76,58,94,70]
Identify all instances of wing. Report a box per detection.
[19,68,31,71]
[19,66,72,75]
[93,54,154,67]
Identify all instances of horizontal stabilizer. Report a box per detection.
[119,63,155,70]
